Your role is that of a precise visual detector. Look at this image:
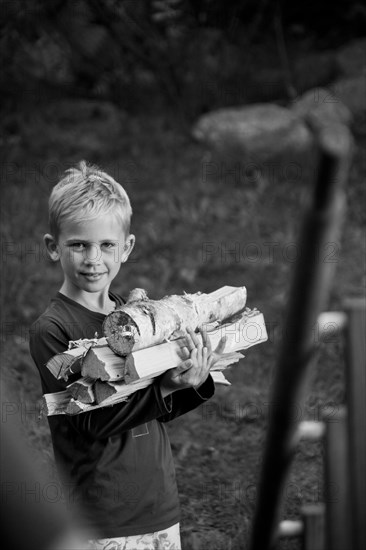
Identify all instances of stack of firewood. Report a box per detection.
[43,286,267,415]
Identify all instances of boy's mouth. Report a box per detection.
[80,272,106,280]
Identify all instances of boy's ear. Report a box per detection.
[44,234,60,262]
[121,234,135,263]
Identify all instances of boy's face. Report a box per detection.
[46,214,134,295]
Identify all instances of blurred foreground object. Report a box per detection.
[248,113,364,550]
[1,385,96,549]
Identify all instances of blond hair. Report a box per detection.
[49,161,132,238]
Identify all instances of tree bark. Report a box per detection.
[103,286,247,355]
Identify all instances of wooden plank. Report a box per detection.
[344,298,366,550]
[324,407,351,550]
[301,503,325,550]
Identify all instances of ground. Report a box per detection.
[1,89,365,549]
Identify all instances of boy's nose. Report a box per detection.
[83,245,103,264]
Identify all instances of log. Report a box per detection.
[103,285,247,355]
[46,308,265,385]
[42,371,230,415]
[82,308,265,384]
[42,286,268,416]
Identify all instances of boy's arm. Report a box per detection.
[157,374,215,423]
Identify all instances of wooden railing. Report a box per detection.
[248,123,365,550]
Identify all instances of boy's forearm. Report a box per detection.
[158,375,215,423]
[159,373,211,399]
[159,380,180,400]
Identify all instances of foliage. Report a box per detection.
[1,0,365,119]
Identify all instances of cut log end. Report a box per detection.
[68,379,95,404]
[106,334,135,357]
[62,356,83,381]
[81,348,109,380]
[103,311,137,356]
[65,400,83,415]
[94,381,117,404]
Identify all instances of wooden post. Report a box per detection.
[248,125,353,550]
[324,407,351,550]
[344,298,366,550]
[301,503,325,550]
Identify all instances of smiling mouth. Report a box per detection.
[80,272,106,278]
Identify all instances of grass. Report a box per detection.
[1,96,365,549]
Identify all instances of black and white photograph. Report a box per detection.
[1,1,365,549]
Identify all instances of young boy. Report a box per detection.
[29,161,224,549]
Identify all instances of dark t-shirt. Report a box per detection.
[29,292,215,538]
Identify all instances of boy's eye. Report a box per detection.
[102,242,117,249]
[71,243,85,250]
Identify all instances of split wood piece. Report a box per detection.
[46,346,86,380]
[42,390,94,416]
[81,308,266,384]
[94,380,124,405]
[211,371,231,385]
[43,377,156,415]
[103,285,247,355]
[43,370,231,416]
[46,337,108,381]
[92,371,232,405]
[67,377,95,404]
[80,344,135,382]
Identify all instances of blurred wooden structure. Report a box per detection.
[248,124,365,549]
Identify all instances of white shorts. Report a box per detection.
[86,522,181,550]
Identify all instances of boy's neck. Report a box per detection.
[59,283,116,315]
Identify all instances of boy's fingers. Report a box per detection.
[172,359,193,375]
[200,326,212,353]
[186,327,200,349]
[179,346,190,359]
[183,332,194,351]
[215,335,227,354]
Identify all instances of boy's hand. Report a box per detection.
[159,327,227,399]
